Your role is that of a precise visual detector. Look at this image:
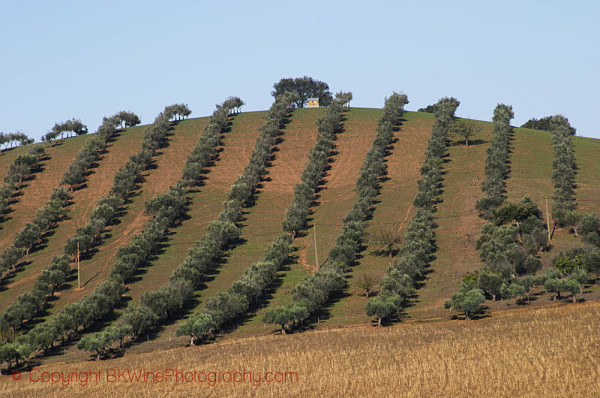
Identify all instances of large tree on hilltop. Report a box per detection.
[272,76,333,108]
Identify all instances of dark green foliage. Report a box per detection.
[475,104,514,218]
[272,76,333,108]
[368,97,455,325]
[48,118,88,141]
[521,116,576,135]
[177,313,217,345]
[550,115,577,226]
[577,213,600,247]
[0,131,34,150]
[476,197,547,277]
[444,288,485,319]
[365,293,405,327]
[262,303,309,334]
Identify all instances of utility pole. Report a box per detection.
[77,241,81,289]
[545,197,552,242]
[313,223,319,270]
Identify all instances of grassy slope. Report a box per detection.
[320,111,434,327]
[0,137,89,246]
[123,111,267,303]
[229,107,381,337]
[408,121,492,319]
[123,108,323,353]
[4,301,598,398]
[0,126,146,310]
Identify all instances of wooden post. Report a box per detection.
[545,197,551,242]
[313,223,319,270]
[77,241,81,289]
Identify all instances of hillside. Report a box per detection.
[0,105,599,369]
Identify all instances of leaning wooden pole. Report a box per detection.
[314,223,319,270]
[77,241,81,289]
[545,197,552,242]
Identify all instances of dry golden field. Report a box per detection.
[1,302,599,397]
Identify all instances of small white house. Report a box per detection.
[306,98,319,108]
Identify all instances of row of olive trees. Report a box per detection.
[0,145,46,220]
[445,197,550,318]
[0,109,170,335]
[365,97,459,327]
[475,104,514,219]
[64,106,181,258]
[180,101,237,188]
[0,112,137,288]
[0,112,137,281]
[280,93,351,238]
[76,94,293,356]
[0,132,34,150]
[446,104,518,319]
[42,119,88,144]
[76,98,241,358]
[550,115,577,227]
[61,113,140,191]
[0,105,189,367]
[178,92,355,342]
[261,92,410,333]
[0,188,70,279]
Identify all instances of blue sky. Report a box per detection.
[1,0,598,140]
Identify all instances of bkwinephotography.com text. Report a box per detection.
[8,368,298,387]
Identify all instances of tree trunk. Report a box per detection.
[466,138,469,147]
[190,336,195,346]
[281,326,286,335]
[377,317,381,327]
[572,294,576,303]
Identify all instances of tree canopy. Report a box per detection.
[522,115,576,135]
[272,76,333,108]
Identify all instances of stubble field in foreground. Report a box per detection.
[2,301,598,397]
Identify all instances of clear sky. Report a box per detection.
[1,0,599,140]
